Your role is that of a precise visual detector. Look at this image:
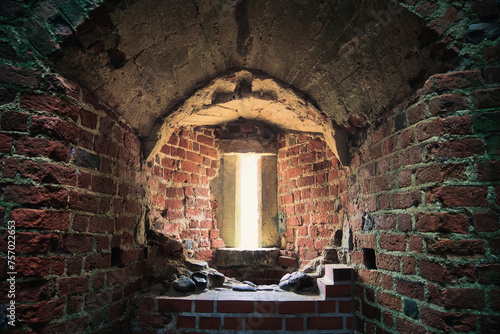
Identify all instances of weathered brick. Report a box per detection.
[197,134,214,146]
[78,130,93,149]
[11,209,69,230]
[429,71,484,92]
[16,256,65,277]
[477,161,500,181]
[416,212,469,233]
[0,88,16,105]
[377,291,402,311]
[426,186,488,207]
[402,256,417,275]
[91,174,117,195]
[419,260,446,283]
[380,234,406,251]
[69,191,99,212]
[442,288,485,310]
[395,317,426,334]
[416,1,439,17]
[297,175,315,187]
[415,163,466,184]
[61,233,94,253]
[358,269,380,286]
[355,234,376,249]
[370,174,394,193]
[396,279,424,300]
[392,190,420,209]
[1,111,29,131]
[376,253,400,271]
[425,138,484,159]
[16,137,70,162]
[21,93,78,120]
[80,109,97,129]
[471,87,500,109]
[2,157,18,177]
[0,64,40,87]
[4,184,68,207]
[13,232,59,254]
[316,200,334,212]
[428,94,470,115]
[20,160,77,185]
[17,299,64,324]
[407,102,425,125]
[421,307,477,332]
[476,264,500,284]
[446,264,476,284]
[59,277,89,296]
[428,239,485,257]
[473,212,499,232]
[374,214,397,230]
[90,217,115,233]
[200,145,217,158]
[31,116,79,143]
[393,146,422,169]
[0,133,13,153]
[211,238,225,248]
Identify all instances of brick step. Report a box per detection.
[136,290,354,333]
[324,264,353,283]
[317,264,353,299]
[317,277,352,299]
[135,266,355,332]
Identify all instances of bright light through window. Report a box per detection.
[240,155,259,249]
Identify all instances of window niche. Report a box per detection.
[210,121,280,249]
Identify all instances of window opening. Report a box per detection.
[211,152,279,249]
[239,154,260,249]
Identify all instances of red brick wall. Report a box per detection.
[2,66,498,333]
[137,294,354,333]
[349,69,500,333]
[143,127,224,261]
[278,132,349,266]
[0,71,145,332]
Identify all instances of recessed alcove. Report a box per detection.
[4,0,496,333]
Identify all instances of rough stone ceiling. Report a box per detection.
[52,0,453,143]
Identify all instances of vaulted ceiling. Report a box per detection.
[51,0,454,156]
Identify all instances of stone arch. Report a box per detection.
[144,70,349,164]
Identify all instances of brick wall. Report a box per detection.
[349,69,500,333]
[0,70,145,332]
[136,294,354,333]
[277,132,349,266]
[143,127,223,261]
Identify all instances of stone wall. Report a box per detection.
[349,70,500,333]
